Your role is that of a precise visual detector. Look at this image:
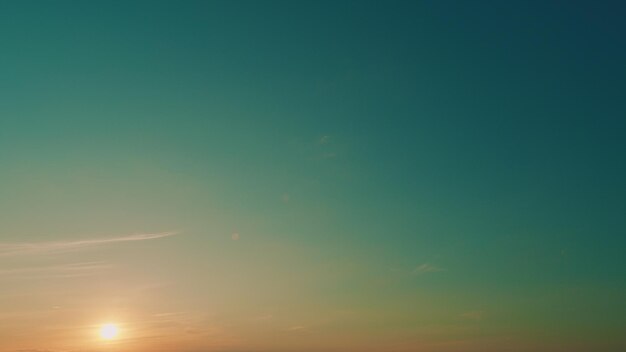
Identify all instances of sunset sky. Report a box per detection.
[1,1,625,352]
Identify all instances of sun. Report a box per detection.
[99,323,119,340]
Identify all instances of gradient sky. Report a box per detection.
[1,1,625,352]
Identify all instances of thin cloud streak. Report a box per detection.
[460,310,485,321]
[413,263,445,275]
[0,232,179,257]
[0,262,111,278]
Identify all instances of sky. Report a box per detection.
[0,1,625,351]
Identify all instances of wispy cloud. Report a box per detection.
[0,262,111,278]
[285,325,308,332]
[249,314,273,322]
[319,135,331,144]
[460,310,485,321]
[281,193,290,203]
[151,311,189,319]
[413,263,445,275]
[0,232,178,257]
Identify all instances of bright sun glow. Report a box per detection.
[99,323,119,340]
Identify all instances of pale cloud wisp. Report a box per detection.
[0,232,179,257]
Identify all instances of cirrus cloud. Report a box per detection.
[0,232,179,257]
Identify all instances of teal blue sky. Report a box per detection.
[0,1,625,351]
